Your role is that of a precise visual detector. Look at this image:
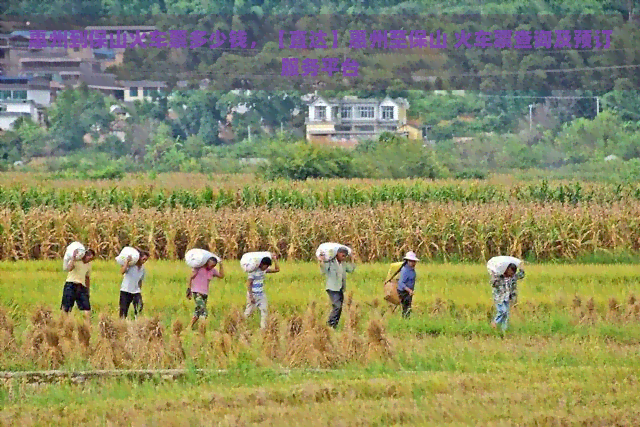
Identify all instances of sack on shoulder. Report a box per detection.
[384,280,401,305]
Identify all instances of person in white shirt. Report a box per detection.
[119,250,149,319]
[244,255,280,330]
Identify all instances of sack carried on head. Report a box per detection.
[116,247,140,266]
[185,248,220,269]
[316,242,352,262]
[240,251,272,273]
[487,256,523,277]
[63,242,85,271]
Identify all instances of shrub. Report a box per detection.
[260,142,358,181]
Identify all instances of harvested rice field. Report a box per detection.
[1,260,640,426]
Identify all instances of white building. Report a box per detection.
[118,80,167,103]
[305,96,422,145]
[0,100,40,130]
[0,76,51,107]
[0,76,50,130]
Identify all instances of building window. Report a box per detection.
[382,106,394,120]
[144,88,160,97]
[129,87,138,97]
[355,125,374,132]
[315,106,326,120]
[357,106,374,119]
[340,106,352,119]
[0,90,10,100]
[13,90,27,100]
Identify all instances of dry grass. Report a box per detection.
[0,307,16,354]
[168,320,186,367]
[262,313,282,361]
[340,293,365,363]
[365,317,393,361]
[285,303,340,368]
[134,316,167,369]
[90,314,128,369]
[2,287,640,372]
[20,307,66,369]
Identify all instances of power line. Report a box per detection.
[479,95,598,99]
[446,64,640,78]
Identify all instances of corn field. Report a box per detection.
[2,180,640,211]
[1,202,639,261]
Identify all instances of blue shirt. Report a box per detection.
[397,265,416,292]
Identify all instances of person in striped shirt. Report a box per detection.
[245,255,280,330]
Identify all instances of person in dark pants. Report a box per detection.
[397,251,419,318]
[119,250,150,319]
[61,248,96,319]
[318,247,356,329]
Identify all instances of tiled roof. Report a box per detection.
[79,72,120,88]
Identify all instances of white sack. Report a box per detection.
[116,247,140,266]
[63,242,85,271]
[185,248,220,269]
[316,242,352,262]
[240,251,272,273]
[487,256,523,277]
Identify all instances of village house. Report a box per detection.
[0,99,41,130]
[82,25,156,70]
[118,80,167,102]
[305,96,424,146]
[0,75,50,130]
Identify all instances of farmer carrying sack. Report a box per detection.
[240,251,272,273]
[185,249,220,269]
[316,243,352,262]
[487,256,523,277]
[116,247,140,266]
[63,242,85,271]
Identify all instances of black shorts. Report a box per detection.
[60,282,91,312]
[119,291,143,318]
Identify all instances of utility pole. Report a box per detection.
[529,104,533,131]
[248,125,251,141]
[280,122,283,134]
[596,97,600,116]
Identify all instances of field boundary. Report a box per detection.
[0,368,342,383]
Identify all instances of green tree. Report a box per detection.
[144,122,186,171]
[197,112,220,145]
[47,85,113,154]
[183,134,206,158]
[14,118,49,159]
[169,91,222,144]
[555,111,631,163]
